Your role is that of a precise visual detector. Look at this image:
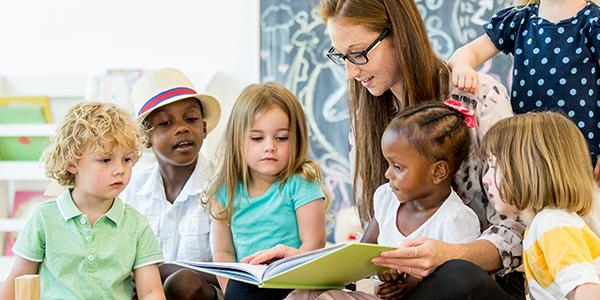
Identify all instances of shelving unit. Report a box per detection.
[0,74,87,281]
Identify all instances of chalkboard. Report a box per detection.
[260,0,513,241]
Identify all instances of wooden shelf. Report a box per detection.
[0,162,46,180]
[0,124,56,137]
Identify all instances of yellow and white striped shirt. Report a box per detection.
[523,208,600,299]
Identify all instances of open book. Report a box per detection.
[173,242,396,289]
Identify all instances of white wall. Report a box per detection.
[0,0,261,158]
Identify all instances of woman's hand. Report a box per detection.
[451,64,479,94]
[371,237,451,279]
[240,244,300,265]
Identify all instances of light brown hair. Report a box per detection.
[481,112,594,215]
[320,0,449,222]
[206,82,328,220]
[43,102,145,186]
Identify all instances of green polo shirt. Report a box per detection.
[13,190,164,299]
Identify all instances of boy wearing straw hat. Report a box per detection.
[122,68,222,300]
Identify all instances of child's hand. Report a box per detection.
[240,244,300,265]
[375,272,420,299]
[451,65,479,94]
[377,268,407,283]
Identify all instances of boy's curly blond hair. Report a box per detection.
[42,101,145,186]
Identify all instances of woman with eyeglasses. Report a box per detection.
[306,0,525,299]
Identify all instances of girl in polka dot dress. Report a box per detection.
[448,0,600,184]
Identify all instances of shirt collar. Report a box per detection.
[136,164,163,196]
[56,189,125,225]
[56,189,81,221]
[136,154,215,203]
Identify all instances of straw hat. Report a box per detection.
[131,68,221,133]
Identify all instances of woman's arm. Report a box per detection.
[448,34,500,94]
[211,216,237,293]
[133,264,165,300]
[0,256,39,300]
[241,199,327,264]
[371,237,501,279]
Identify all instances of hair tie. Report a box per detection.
[443,99,476,128]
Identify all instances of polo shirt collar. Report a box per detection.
[104,197,125,225]
[56,189,81,221]
[56,189,125,226]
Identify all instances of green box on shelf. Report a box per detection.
[0,104,49,161]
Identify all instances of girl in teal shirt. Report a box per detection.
[206,82,328,300]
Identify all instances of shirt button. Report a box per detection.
[80,218,86,224]
[85,236,91,242]
[87,255,95,261]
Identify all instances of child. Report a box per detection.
[448,0,600,181]
[286,101,481,300]
[122,68,223,300]
[481,111,600,300]
[206,82,328,300]
[0,102,165,300]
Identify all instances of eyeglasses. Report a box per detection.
[327,28,390,66]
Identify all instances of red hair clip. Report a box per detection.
[443,99,476,128]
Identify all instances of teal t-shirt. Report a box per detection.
[216,173,325,261]
[13,190,164,300]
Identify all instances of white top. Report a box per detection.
[121,154,214,262]
[523,208,600,300]
[373,184,480,246]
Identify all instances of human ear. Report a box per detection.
[202,121,207,135]
[67,164,78,175]
[432,161,449,184]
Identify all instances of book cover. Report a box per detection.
[174,242,396,289]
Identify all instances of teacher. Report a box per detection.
[320,0,524,299]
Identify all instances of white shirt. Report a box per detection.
[121,154,214,262]
[373,184,481,246]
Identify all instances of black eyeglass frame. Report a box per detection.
[326,27,391,66]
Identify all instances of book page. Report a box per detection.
[177,261,267,284]
[264,244,345,279]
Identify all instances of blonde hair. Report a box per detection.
[43,102,145,186]
[207,82,327,220]
[481,112,594,216]
[320,0,450,222]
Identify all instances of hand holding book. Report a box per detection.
[240,244,301,265]
[174,242,396,289]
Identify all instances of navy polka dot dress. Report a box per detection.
[485,2,600,163]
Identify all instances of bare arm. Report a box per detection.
[572,283,600,300]
[133,264,165,300]
[448,34,500,94]
[295,199,327,252]
[0,256,39,300]
[241,199,327,264]
[211,216,236,293]
[360,219,380,244]
[371,237,501,279]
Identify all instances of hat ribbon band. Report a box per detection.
[139,87,197,116]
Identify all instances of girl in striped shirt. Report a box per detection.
[481,111,600,300]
